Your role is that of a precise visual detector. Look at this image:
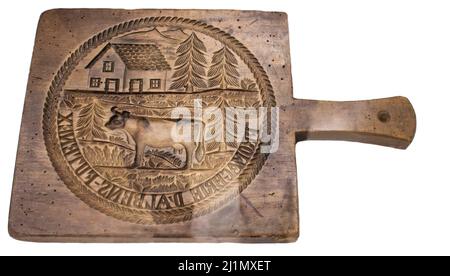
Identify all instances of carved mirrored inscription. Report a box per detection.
[43,17,276,224]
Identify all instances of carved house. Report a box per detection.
[85,43,171,92]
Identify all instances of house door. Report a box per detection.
[129,79,143,92]
[105,78,119,92]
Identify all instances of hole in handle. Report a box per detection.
[377,110,391,123]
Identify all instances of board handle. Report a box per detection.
[293,96,416,149]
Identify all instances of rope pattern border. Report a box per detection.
[43,16,277,224]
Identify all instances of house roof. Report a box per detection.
[85,43,171,71]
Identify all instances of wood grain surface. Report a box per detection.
[8,9,415,243]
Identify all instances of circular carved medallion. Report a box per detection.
[43,17,276,224]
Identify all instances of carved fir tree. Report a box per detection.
[205,47,240,152]
[76,99,107,140]
[170,33,208,92]
[208,46,240,89]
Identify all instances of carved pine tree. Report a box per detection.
[170,33,208,92]
[76,99,107,140]
[208,46,240,89]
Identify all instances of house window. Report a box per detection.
[103,61,114,72]
[89,78,101,88]
[150,79,161,89]
[105,78,119,92]
[129,79,143,92]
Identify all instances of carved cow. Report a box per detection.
[105,107,204,169]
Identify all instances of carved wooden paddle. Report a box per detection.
[9,9,415,242]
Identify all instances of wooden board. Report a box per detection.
[8,9,416,242]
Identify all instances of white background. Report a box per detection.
[0,0,449,256]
